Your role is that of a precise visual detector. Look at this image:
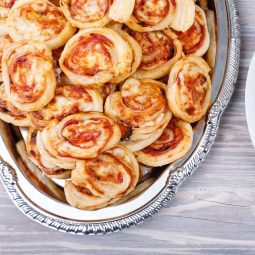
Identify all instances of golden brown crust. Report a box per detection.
[2,41,56,112]
[111,29,142,83]
[0,85,30,126]
[109,0,135,23]
[26,129,73,179]
[169,0,195,32]
[29,84,103,129]
[7,0,76,50]
[41,112,121,160]
[60,0,112,29]
[105,78,172,151]
[59,27,133,86]
[173,5,210,56]
[135,118,193,166]
[65,145,139,210]
[130,29,182,79]
[205,9,217,68]
[126,0,176,32]
[167,56,211,123]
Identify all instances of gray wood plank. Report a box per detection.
[1,1,255,254]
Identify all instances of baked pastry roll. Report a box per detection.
[0,33,13,81]
[2,41,56,111]
[167,56,211,123]
[109,0,135,23]
[111,29,142,83]
[170,0,196,32]
[205,9,216,68]
[59,28,133,86]
[29,84,103,129]
[126,0,176,32]
[173,5,210,56]
[41,112,121,160]
[130,29,182,79]
[0,0,16,34]
[7,0,76,50]
[60,0,112,29]
[135,118,193,167]
[65,145,139,210]
[26,129,74,179]
[0,85,30,126]
[105,78,172,152]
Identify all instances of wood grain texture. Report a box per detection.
[0,1,255,254]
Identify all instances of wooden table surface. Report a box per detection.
[1,1,255,254]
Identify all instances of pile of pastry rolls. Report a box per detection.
[0,0,216,210]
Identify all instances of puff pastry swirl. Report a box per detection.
[126,0,176,32]
[65,145,139,210]
[170,0,195,32]
[2,41,56,112]
[29,84,103,129]
[130,29,182,79]
[26,129,74,179]
[0,85,30,126]
[111,29,142,83]
[173,5,210,56]
[59,28,133,86]
[167,56,211,123]
[105,78,172,152]
[7,0,76,50]
[60,0,112,29]
[109,0,135,23]
[135,118,193,167]
[41,112,121,160]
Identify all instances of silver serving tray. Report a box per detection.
[0,0,240,235]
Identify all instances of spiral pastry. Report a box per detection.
[111,29,142,83]
[0,85,30,126]
[60,0,112,29]
[105,78,172,152]
[173,5,210,56]
[135,118,193,167]
[29,84,103,129]
[109,0,135,23]
[2,41,56,112]
[170,0,196,32]
[59,28,133,86]
[7,0,76,50]
[130,29,182,79]
[167,56,211,123]
[0,33,12,81]
[0,0,16,34]
[26,129,75,179]
[65,145,139,210]
[126,0,176,32]
[205,9,216,68]
[41,112,121,160]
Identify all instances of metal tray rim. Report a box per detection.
[0,0,240,235]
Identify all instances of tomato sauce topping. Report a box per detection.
[142,119,184,155]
